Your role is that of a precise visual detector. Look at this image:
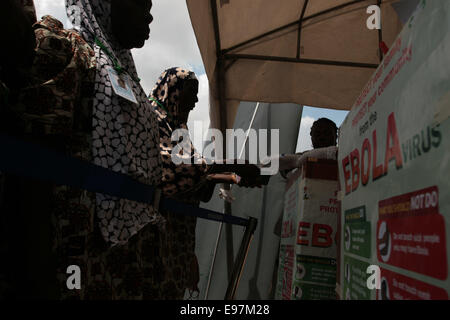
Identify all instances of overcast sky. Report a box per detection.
[35,0,210,147]
[34,0,347,153]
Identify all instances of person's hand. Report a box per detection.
[206,173,240,184]
[296,146,338,165]
[209,162,261,178]
[232,163,261,178]
[237,175,271,188]
[238,176,262,188]
[206,172,270,188]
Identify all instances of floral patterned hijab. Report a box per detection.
[149,68,209,201]
[150,67,198,129]
[66,0,162,246]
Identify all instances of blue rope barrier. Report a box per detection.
[0,133,249,227]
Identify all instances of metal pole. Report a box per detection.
[247,103,271,299]
[224,53,379,69]
[225,217,258,300]
[296,0,309,59]
[239,102,261,160]
[204,215,224,300]
[377,0,384,62]
[204,102,261,299]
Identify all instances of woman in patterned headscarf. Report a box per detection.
[66,0,163,246]
[149,67,262,299]
[50,0,166,299]
[2,0,170,300]
[151,68,239,198]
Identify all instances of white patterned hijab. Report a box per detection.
[65,0,163,247]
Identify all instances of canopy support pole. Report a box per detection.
[223,53,378,69]
[296,0,309,59]
[205,0,238,297]
[225,217,258,300]
[377,0,384,62]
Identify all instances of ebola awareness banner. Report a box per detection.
[276,160,339,300]
[338,1,450,300]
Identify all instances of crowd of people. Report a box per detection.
[0,0,338,300]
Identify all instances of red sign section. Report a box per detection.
[281,245,294,300]
[377,186,447,280]
[377,268,448,300]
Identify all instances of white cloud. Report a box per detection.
[36,0,205,89]
[187,74,210,152]
[295,116,315,153]
[35,0,71,27]
[132,0,205,94]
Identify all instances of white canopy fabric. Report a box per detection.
[186,0,403,130]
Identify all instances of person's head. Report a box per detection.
[150,67,198,125]
[111,0,153,49]
[19,0,37,24]
[310,118,338,149]
[67,0,153,51]
[178,78,199,122]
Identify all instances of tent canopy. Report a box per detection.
[186,0,403,130]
